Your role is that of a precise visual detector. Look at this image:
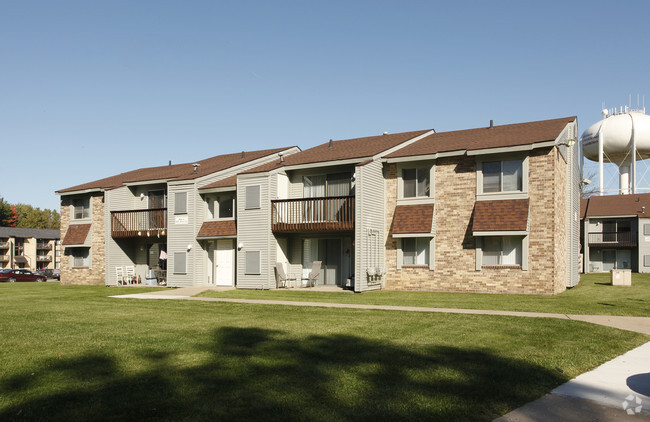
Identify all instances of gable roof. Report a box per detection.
[582,193,650,218]
[385,117,575,159]
[243,129,432,174]
[57,147,294,194]
[473,199,529,232]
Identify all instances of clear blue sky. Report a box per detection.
[2,0,649,211]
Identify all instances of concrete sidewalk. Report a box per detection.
[112,287,650,420]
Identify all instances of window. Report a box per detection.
[644,224,650,236]
[218,194,235,218]
[174,192,187,214]
[303,173,352,198]
[173,252,187,274]
[69,247,90,268]
[73,198,90,220]
[245,186,261,210]
[482,160,522,193]
[482,236,522,266]
[149,190,166,209]
[402,237,430,266]
[245,250,261,274]
[403,168,430,198]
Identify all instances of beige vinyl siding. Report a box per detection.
[566,122,580,287]
[104,187,140,285]
[354,159,385,292]
[167,183,197,287]
[236,174,272,289]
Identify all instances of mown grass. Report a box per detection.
[0,282,647,421]
[200,273,650,317]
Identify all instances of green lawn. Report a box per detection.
[200,273,650,317]
[0,282,648,421]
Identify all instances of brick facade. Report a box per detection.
[59,193,106,285]
[385,146,568,294]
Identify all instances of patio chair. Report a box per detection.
[115,266,126,286]
[302,261,321,287]
[275,262,296,288]
[125,265,136,284]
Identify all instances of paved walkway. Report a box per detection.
[111,287,650,420]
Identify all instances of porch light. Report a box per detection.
[187,244,193,251]
[238,242,244,250]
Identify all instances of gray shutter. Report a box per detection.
[173,252,187,274]
[644,255,650,267]
[246,186,260,209]
[245,250,261,274]
[174,192,187,214]
[644,224,650,236]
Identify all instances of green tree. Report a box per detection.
[0,196,12,226]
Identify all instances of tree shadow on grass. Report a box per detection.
[0,327,564,421]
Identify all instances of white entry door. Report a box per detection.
[215,239,234,286]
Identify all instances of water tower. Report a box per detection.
[581,106,650,195]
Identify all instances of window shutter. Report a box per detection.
[245,250,261,274]
[246,186,261,210]
[174,252,187,274]
[644,224,650,236]
[174,192,187,214]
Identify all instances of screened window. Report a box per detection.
[70,247,90,268]
[174,192,187,214]
[73,198,90,220]
[482,236,522,266]
[303,173,351,198]
[483,160,522,193]
[218,194,235,218]
[173,252,187,274]
[403,168,430,198]
[246,186,261,210]
[402,237,430,266]
[245,251,261,274]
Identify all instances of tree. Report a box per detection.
[581,170,599,198]
[0,196,11,226]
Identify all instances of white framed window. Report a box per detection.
[481,236,522,266]
[72,198,90,220]
[174,192,187,214]
[245,186,261,210]
[402,168,430,198]
[482,160,523,193]
[173,252,187,274]
[68,247,90,268]
[245,250,261,274]
[402,237,430,266]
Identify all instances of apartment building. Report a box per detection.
[56,116,580,294]
[0,227,60,271]
[581,193,650,273]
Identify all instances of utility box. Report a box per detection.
[611,269,632,286]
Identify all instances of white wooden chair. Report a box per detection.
[275,262,297,288]
[125,265,136,284]
[302,261,321,287]
[116,267,126,286]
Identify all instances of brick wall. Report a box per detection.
[385,147,567,294]
[60,194,106,285]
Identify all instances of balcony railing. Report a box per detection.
[37,243,52,250]
[587,231,637,247]
[37,255,52,262]
[271,196,355,233]
[111,208,167,239]
[0,242,9,249]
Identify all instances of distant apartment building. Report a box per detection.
[0,227,61,271]
[57,116,580,294]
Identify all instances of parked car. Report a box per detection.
[35,269,60,280]
[0,269,46,283]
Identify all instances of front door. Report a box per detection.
[215,239,234,286]
[318,239,342,286]
[602,250,616,271]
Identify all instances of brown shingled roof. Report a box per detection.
[582,193,650,218]
[244,129,432,174]
[392,204,434,234]
[196,221,237,238]
[473,199,529,232]
[199,175,237,191]
[57,147,294,194]
[62,224,91,245]
[385,117,576,159]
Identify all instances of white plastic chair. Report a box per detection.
[302,261,321,287]
[125,265,135,284]
[275,262,297,288]
[116,267,126,286]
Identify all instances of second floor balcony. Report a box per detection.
[0,242,9,249]
[37,255,52,262]
[37,243,52,250]
[587,231,637,247]
[271,196,355,233]
[111,208,167,239]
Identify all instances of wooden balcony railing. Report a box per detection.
[37,255,52,262]
[111,208,167,239]
[271,196,355,233]
[587,231,637,247]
